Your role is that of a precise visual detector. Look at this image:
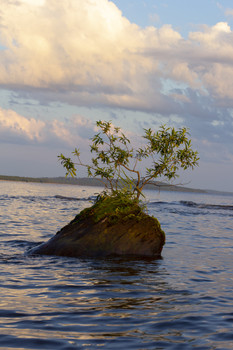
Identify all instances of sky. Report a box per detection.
[0,0,233,192]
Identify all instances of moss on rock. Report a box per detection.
[29,193,165,258]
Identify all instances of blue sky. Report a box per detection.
[112,0,233,32]
[0,0,233,191]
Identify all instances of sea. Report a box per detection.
[0,180,233,350]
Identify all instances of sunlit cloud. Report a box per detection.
[0,108,45,142]
[0,107,95,147]
[0,1,233,154]
[0,0,233,115]
[21,0,46,5]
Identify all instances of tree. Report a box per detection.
[58,120,199,200]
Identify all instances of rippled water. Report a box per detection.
[0,180,233,349]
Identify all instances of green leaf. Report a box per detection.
[58,120,199,200]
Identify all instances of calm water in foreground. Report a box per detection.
[0,180,233,350]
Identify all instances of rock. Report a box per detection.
[29,194,165,258]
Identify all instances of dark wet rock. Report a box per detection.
[29,195,165,258]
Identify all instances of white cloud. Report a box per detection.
[0,108,45,142]
[20,0,45,5]
[0,0,184,113]
[0,1,233,116]
[0,107,95,147]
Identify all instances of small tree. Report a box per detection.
[58,120,199,200]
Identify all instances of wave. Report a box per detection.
[1,193,232,211]
[180,201,233,211]
[149,200,233,211]
[0,194,95,202]
[54,195,95,201]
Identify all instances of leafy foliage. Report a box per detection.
[58,120,199,199]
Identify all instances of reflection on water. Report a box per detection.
[0,255,188,349]
[0,181,233,349]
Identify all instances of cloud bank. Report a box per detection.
[0,0,233,114]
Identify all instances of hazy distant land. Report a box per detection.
[1,174,232,196]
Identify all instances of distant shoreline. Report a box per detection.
[1,174,233,196]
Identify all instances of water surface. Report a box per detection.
[0,181,233,349]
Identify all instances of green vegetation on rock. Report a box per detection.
[73,190,148,225]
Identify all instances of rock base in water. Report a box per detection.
[29,194,165,258]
